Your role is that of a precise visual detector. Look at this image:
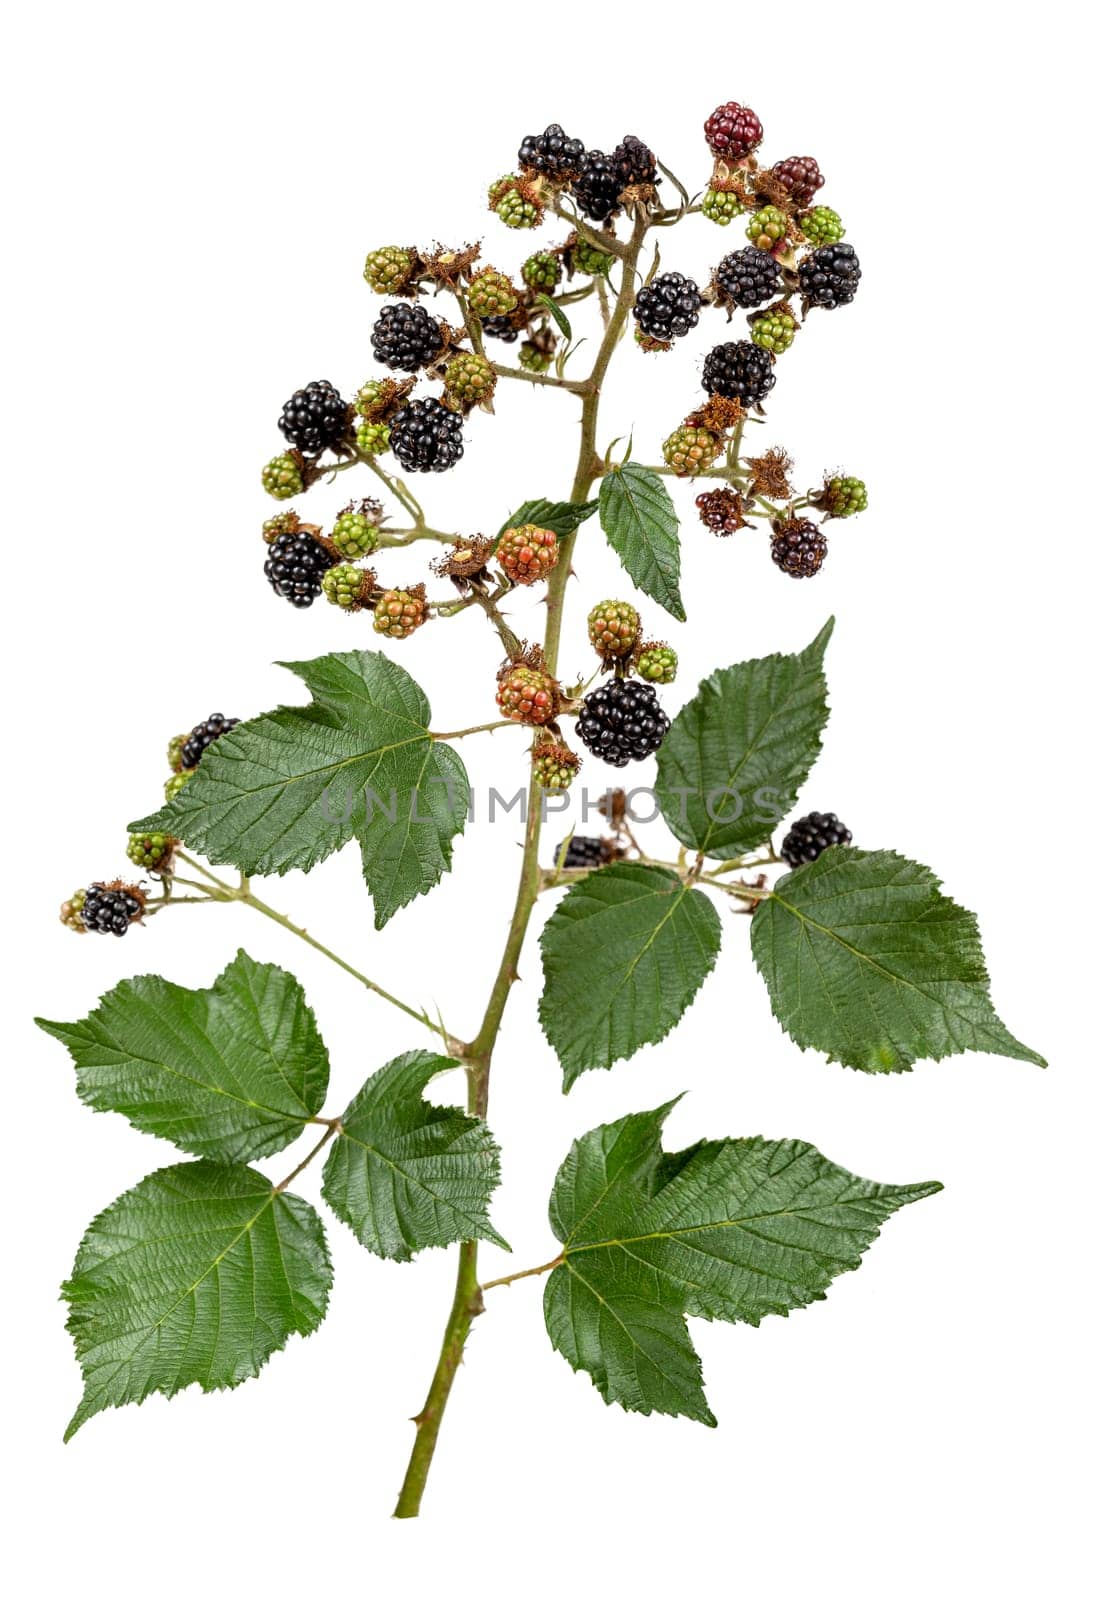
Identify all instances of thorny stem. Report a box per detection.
[392,209,653,1520]
[480,1255,564,1292]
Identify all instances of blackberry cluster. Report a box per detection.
[771,518,827,578]
[634,273,702,342]
[715,247,782,309]
[555,836,607,870]
[780,812,852,867]
[482,315,519,342]
[770,156,825,206]
[264,529,336,606]
[389,398,464,473]
[278,381,351,456]
[82,885,143,937]
[181,713,239,770]
[576,679,670,767]
[371,303,444,372]
[702,340,776,407]
[612,135,658,187]
[799,243,861,309]
[518,123,585,178]
[573,151,625,222]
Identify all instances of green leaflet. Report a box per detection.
[539,863,721,1088]
[497,497,599,539]
[545,1102,941,1423]
[598,463,685,620]
[130,650,469,928]
[751,847,1046,1072]
[37,951,329,1162]
[62,1162,331,1440]
[321,1052,508,1261]
[655,619,832,858]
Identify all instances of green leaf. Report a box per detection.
[539,863,721,1089]
[655,619,832,859]
[536,293,572,340]
[130,651,469,928]
[62,1161,331,1440]
[498,498,598,539]
[36,951,329,1162]
[598,462,685,621]
[751,847,1046,1073]
[321,1051,507,1261]
[545,1101,941,1423]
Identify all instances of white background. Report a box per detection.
[3,3,1091,1593]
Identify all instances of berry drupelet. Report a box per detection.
[519,123,586,179]
[264,528,336,607]
[370,303,444,372]
[780,811,853,867]
[576,679,670,767]
[181,713,239,769]
[771,517,828,578]
[389,398,464,473]
[702,340,777,408]
[799,242,861,309]
[634,273,703,342]
[704,102,763,161]
[81,883,145,937]
[715,247,783,309]
[278,381,352,456]
[572,150,625,222]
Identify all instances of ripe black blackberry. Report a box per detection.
[611,135,658,187]
[771,517,827,578]
[572,150,625,222]
[715,247,783,309]
[634,273,702,342]
[518,123,585,178]
[481,315,519,342]
[702,340,777,408]
[370,303,444,372]
[799,242,861,309]
[278,380,352,456]
[554,835,607,871]
[575,679,670,767]
[82,884,144,937]
[264,529,336,607]
[181,713,239,770]
[780,812,853,867]
[389,398,464,474]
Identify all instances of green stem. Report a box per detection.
[392,209,652,1521]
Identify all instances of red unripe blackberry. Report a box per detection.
[82,883,145,937]
[702,340,777,408]
[496,664,560,726]
[704,102,763,161]
[389,398,464,473]
[373,588,427,640]
[588,599,640,659]
[771,517,827,578]
[278,380,352,456]
[799,243,861,309]
[770,156,825,206]
[611,135,658,186]
[370,303,444,372]
[181,712,239,770]
[780,811,852,867]
[264,529,336,606]
[696,488,749,535]
[518,123,586,178]
[715,247,782,309]
[573,150,625,222]
[496,523,560,585]
[576,679,670,767]
[634,273,702,342]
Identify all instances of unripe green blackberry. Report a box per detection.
[663,424,721,477]
[588,599,639,660]
[519,343,551,373]
[634,643,678,685]
[443,350,496,412]
[165,769,195,802]
[330,504,381,560]
[522,251,562,290]
[262,510,299,544]
[800,206,844,246]
[701,187,746,225]
[354,380,387,418]
[167,732,187,773]
[489,177,540,229]
[532,738,581,791]
[355,421,391,455]
[751,308,797,354]
[373,587,427,640]
[469,268,519,319]
[363,246,415,295]
[746,205,789,251]
[571,239,613,276]
[127,831,177,871]
[496,663,560,726]
[820,475,868,517]
[60,888,87,933]
[262,453,304,500]
[322,563,370,610]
